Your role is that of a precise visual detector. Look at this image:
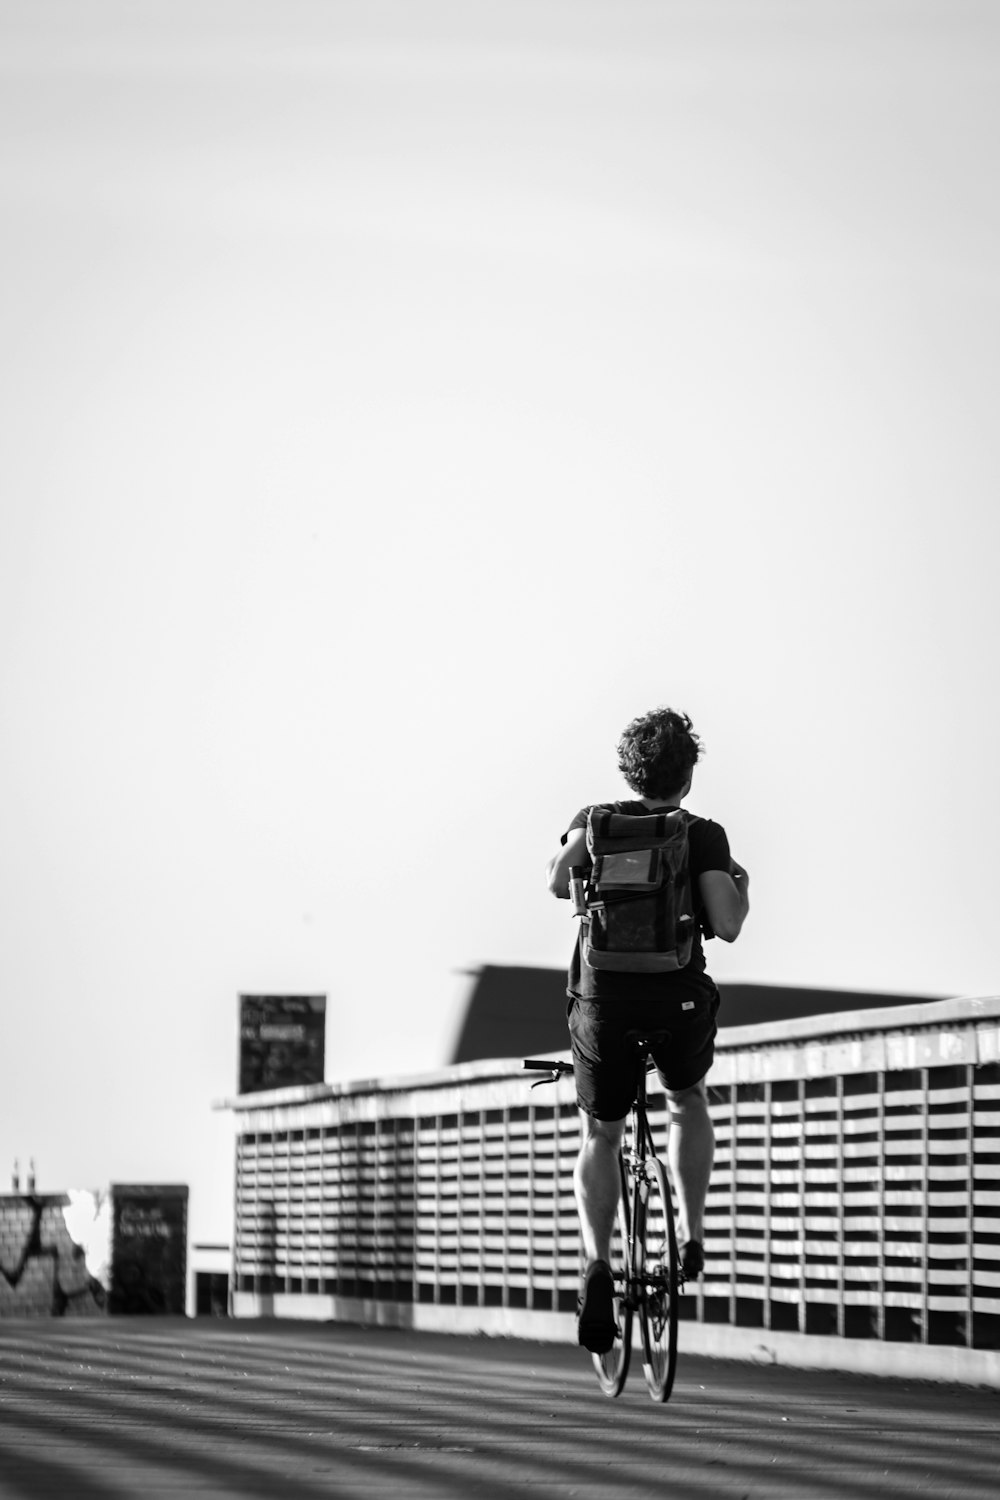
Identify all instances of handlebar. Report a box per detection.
[522,1057,574,1088]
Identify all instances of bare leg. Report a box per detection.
[663,1078,714,1245]
[573,1113,626,1264]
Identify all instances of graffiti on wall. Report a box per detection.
[0,1195,108,1317]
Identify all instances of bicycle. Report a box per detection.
[523,1030,681,1402]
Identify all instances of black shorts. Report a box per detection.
[568,978,720,1121]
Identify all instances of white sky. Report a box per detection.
[2,0,998,1244]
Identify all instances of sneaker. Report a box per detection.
[680,1239,705,1280]
[577,1259,616,1354]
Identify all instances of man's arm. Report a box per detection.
[698,860,750,942]
[545,827,589,898]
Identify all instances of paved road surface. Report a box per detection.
[0,1319,995,1499]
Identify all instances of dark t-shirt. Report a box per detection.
[562,801,731,1003]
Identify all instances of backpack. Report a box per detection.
[577,805,696,974]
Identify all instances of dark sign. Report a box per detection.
[109,1184,188,1315]
[238,994,326,1095]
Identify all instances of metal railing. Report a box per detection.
[227,995,1000,1356]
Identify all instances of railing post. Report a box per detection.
[835,1072,845,1338]
[965,1061,975,1349]
[875,1069,886,1343]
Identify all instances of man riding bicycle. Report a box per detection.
[546,706,749,1355]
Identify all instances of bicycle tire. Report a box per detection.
[591,1153,633,1397]
[636,1158,679,1402]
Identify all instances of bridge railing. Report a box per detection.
[225,995,1000,1377]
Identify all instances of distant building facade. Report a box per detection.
[0,1183,188,1318]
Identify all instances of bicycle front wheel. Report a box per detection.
[592,1153,633,1398]
[636,1159,679,1402]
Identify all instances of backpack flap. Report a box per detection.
[592,847,662,893]
[581,806,695,974]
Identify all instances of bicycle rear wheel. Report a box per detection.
[636,1159,679,1402]
[592,1154,633,1397]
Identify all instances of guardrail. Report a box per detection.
[225,995,1000,1384]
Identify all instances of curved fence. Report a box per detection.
[226,995,1000,1382]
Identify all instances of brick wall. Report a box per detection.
[0,1195,107,1317]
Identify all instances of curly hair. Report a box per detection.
[617,706,702,800]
